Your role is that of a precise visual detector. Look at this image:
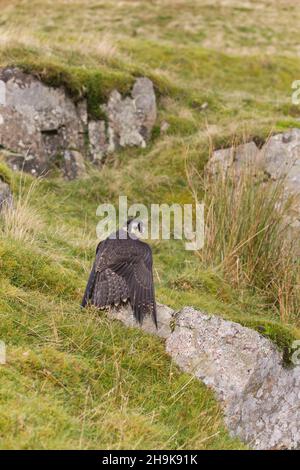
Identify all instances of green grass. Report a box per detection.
[0,160,13,186]
[0,170,245,450]
[0,0,300,450]
[0,286,243,449]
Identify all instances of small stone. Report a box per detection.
[160,120,170,133]
[0,179,13,211]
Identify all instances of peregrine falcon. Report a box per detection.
[81,219,157,327]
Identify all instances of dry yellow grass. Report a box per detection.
[1,0,300,57]
[0,178,44,243]
[196,162,300,323]
[0,26,120,63]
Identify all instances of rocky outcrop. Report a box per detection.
[0,68,157,178]
[0,67,86,177]
[88,120,108,164]
[107,303,300,450]
[207,141,261,177]
[166,307,300,450]
[206,129,300,250]
[104,77,157,152]
[208,130,300,198]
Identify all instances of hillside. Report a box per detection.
[0,0,300,450]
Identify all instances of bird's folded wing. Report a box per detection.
[95,240,157,325]
[81,240,106,307]
[131,257,157,325]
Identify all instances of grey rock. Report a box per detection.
[0,67,85,175]
[227,361,300,449]
[101,301,300,449]
[0,106,45,175]
[261,129,300,205]
[132,77,157,141]
[0,179,13,210]
[88,120,107,164]
[0,70,157,177]
[207,141,260,176]
[234,141,261,173]
[166,307,280,402]
[166,307,300,450]
[106,90,146,150]
[0,79,5,105]
[77,99,88,126]
[206,131,300,251]
[105,77,156,152]
[207,146,234,176]
[63,150,86,180]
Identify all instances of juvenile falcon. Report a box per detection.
[81,219,157,327]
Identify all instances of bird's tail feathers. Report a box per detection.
[81,262,96,307]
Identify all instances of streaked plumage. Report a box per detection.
[81,221,157,327]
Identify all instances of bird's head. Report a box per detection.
[125,218,144,239]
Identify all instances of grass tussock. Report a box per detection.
[0,177,44,244]
[197,164,300,324]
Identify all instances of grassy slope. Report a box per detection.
[0,0,300,449]
[0,170,244,450]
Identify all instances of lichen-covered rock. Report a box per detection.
[166,307,300,450]
[63,150,86,180]
[106,90,146,150]
[131,77,157,141]
[88,120,107,164]
[227,358,300,450]
[260,129,300,253]
[100,302,300,449]
[0,67,85,175]
[0,70,157,177]
[0,179,13,210]
[77,99,88,126]
[105,77,156,152]
[166,307,281,402]
[207,141,260,176]
[262,129,300,203]
[0,106,45,175]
